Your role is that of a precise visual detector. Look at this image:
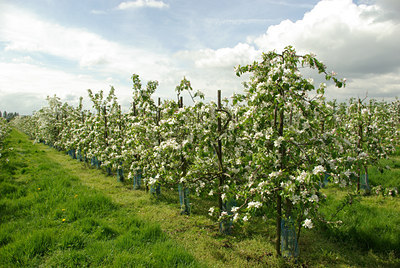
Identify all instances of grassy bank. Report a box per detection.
[1,129,400,267]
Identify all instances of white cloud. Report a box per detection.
[0,62,122,96]
[373,0,400,21]
[252,0,399,61]
[205,18,279,26]
[11,56,34,64]
[377,0,400,12]
[264,0,315,9]
[0,62,132,114]
[0,92,47,115]
[0,4,174,82]
[1,0,399,116]
[178,0,400,100]
[0,4,180,115]
[90,10,107,15]
[116,0,169,10]
[177,43,259,68]
[249,0,400,97]
[2,9,109,65]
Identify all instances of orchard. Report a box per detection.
[9,46,400,258]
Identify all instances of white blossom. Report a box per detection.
[247,201,262,209]
[296,171,308,183]
[208,207,214,216]
[309,194,319,203]
[303,218,313,229]
[312,165,325,175]
[221,193,226,201]
[231,206,239,213]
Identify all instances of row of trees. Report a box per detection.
[11,46,399,256]
[1,111,19,122]
[0,117,11,160]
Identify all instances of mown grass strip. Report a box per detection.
[0,129,201,267]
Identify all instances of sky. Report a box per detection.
[0,0,399,115]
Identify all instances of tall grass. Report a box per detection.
[319,188,400,254]
[368,157,400,188]
[316,150,400,258]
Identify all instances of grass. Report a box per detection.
[319,187,400,251]
[317,150,400,256]
[368,156,400,189]
[314,153,400,266]
[0,129,200,267]
[1,129,400,267]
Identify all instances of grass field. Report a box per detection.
[1,129,399,267]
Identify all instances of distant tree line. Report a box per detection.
[0,111,19,122]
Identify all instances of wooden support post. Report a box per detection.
[276,92,285,256]
[103,106,108,144]
[357,98,363,193]
[217,90,224,213]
